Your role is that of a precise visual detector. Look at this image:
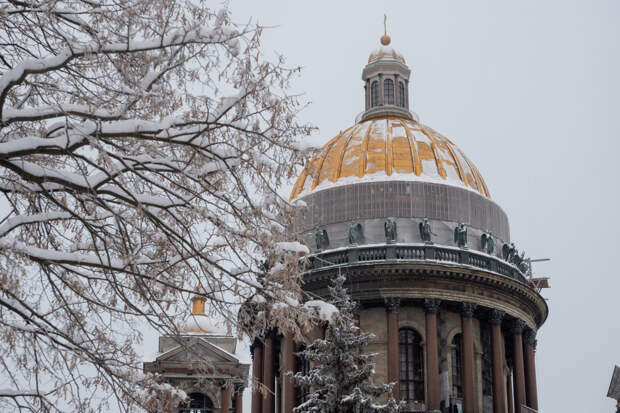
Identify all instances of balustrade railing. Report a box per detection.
[307,244,528,285]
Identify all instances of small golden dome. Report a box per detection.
[368,45,405,64]
[290,117,490,200]
[180,286,225,334]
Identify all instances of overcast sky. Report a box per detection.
[225,1,620,411]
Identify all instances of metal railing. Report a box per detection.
[306,243,529,285]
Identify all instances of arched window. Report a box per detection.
[398,82,406,107]
[451,333,463,399]
[399,328,424,403]
[371,81,379,107]
[179,392,213,413]
[384,79,394,105]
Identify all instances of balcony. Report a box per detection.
[306,243,529,285]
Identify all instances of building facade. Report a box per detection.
[144,289,250,413]
[250,33,547,413]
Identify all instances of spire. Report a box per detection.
[381,14,391,46]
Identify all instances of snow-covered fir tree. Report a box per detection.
[292,272,402,413]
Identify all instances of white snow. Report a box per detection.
[304,300,338,321]
[180,314,226,335]
[276,241,309,255]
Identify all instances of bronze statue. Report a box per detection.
[314,228,329,251]
[419,218,436,243]
[348,222,364,245]
[384,218,397,243]
[481,232,495,254]
[502,242,516,261]
[454,223,468,248]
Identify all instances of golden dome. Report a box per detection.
[290,117,490,200]
[180,286,225,334]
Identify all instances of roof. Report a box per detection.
[290,116,490,200]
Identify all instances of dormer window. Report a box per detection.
[371,81,379,107]
[384,79,394,105]
[399,82,406,107]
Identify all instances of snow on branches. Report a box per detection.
[0,1,312,411]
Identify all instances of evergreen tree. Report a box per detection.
[292,272,402,413]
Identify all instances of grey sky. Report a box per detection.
[226,1,620,411]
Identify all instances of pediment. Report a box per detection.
[157,337,239,365]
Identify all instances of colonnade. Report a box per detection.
[220,384,244,413]
[250,299,539,413]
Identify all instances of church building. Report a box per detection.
[250,32,547,413]
[144,288,250,413]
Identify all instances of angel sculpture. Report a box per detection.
[348,222,364,245]
[314,228,329,251]
[480,232,495,254]
[502,242,516,261]
[454,223,468,248]
[512,250,526,270]
[384,218,397,243]
[419,218,436,243]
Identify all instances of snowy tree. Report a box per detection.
[292,273,402,413]
[0,1,312,411]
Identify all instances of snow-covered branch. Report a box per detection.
[0,1,313,411]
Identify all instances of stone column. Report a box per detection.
[490,310,506,413]
[251,341,263,413]
[461,302,477,413]
[353,301,361,331]
[405,79,410,109]
[221,384,231,413]
[393,74,400,107]
[424,298,441,410]
[506,370,514,413]
[282,332,296,413]
[262,334,274,413]
[365,80,370,110]
[378,73,384,106]
[235,386,244,413]
[524,330,539,410]
[385,297,401,399]
[512,320,527,412]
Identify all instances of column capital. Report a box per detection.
[384,297,400,313]
[424,298,441,314]
[461,302,477,318]
[524,329,537,346]
[511,319,526,335]
[489,309,505,325]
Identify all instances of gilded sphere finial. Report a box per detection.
[381,14,391,46]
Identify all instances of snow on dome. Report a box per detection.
[179,286,226,335]
[368,45,405,64]
[290,117,490,200]
[180,313,226,335]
